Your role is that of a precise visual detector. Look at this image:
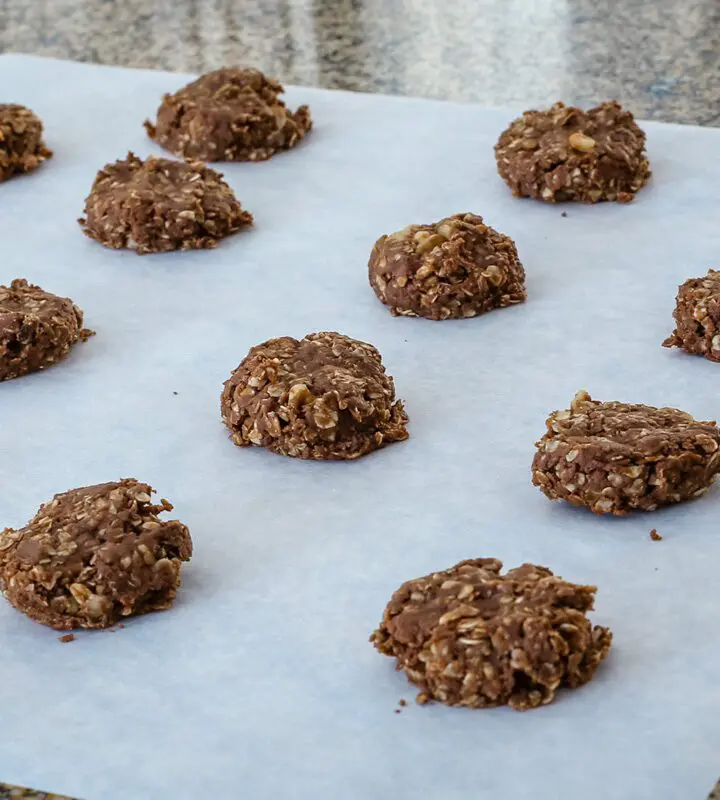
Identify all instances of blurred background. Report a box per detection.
[0,0,718,124]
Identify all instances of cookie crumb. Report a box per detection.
[650,529,663,541]
[561,211,568,218]
[173,391,178,395]
[394,708,401,714]
[398,698,407,707]
[58,634,75,643]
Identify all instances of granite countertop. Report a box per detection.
[0,0,719,125]
[0,0,719,798]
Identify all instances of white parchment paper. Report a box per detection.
[1,55,719,800]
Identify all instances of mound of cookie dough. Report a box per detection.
[221,331,409,460]
[0,480,192,631]
[79,152,253,254]
[532,390,720,515]
[495,101,650,203]
[368,213,526,320]
[663,269,720,362]
[371,558,611,710]
[0,278,94,381]
[0,104,52,182]
[145,67,312,162]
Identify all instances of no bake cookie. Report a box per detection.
[532,390,720,515]
[0,278,93,381]
[371,558,611,710]
[79,152,253,254]
[0,480,193,630]
[368,213,526,320]
[663,269,720,362]
[221,331,408,460]
[495,101,650,203]
[0,104,52,182]
[145,67,312,162]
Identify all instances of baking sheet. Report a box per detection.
[1,54,719,800]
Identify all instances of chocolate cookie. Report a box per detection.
[495,101,650,203]
[0,104,52,182]
[371,558,611,710]
[0,278,94,381]
[532,390,720,515]
[368,213,526,320]
[221,331,409,460]
[0,480,192,631]
[663,269,720,362]
[144,67,312,162]
[79,152,253,254]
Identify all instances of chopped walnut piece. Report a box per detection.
[495,101,650,203]
[532,390,720,515]
[0,278,94,381]
[221,331,408,460]
[79,152,253,255]
[0,104,52,182]
[0,480,192,631]
[371,559,611,710]
[368,213,526,320]
[145,66,312,162]
[663,269,720,362]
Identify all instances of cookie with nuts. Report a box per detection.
[371,558,611,711]
[0,480,193,631]
[79,152,253,254]
[532,390,720,515]
[221,331,409,460]
[663,269,720,362]
[144,66,312,162]
[495,101,650,203]
[0,278,94,381]
[368,213,526,320]
[0,104,52,182]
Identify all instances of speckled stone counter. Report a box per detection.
[0,1,719,798]
[0,0,719,125]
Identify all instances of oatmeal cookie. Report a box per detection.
[79,152,253,254]
[221,331,409,460]
[371,558,611,710]
[532,390,720,515]
[145,66,312,162]
[0,480,192,631]
[0,104,52,182]
[663,269,720,361]
[0,278,94,381]
[495,101,650,203]
[368,213,526,320]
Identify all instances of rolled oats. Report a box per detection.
[495,101,650,203]
[532,390,720,515]
[220,331,409,460]
[371,559,611,710]
[145,67,312,162]
[0,480,192,631]
[368,213,526,321]
[78,152,253,255]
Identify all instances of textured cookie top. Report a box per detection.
[0,278,93,381]
[221,331,409,460]
[371,558,611,710]
[0,103,52,181]
[544,390,720,458]
[495,101,650,203]
[79,152,253,254]
[145,66,312,162]
[368,213,526,320]
[0,480,192,630]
